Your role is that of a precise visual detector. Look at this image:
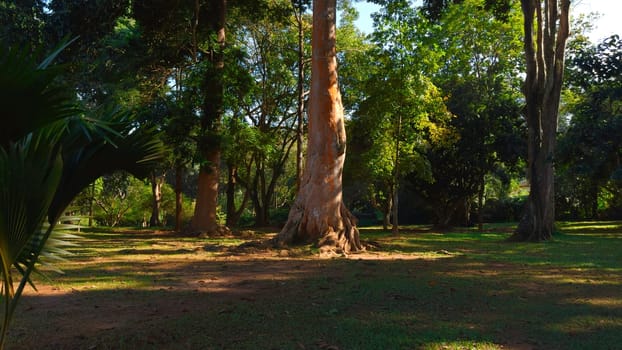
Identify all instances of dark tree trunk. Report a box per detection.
[225,164,246,227]
[391,114,402,235]
[382,195,392,231]
[250,162,269,227]
[477,177,485,231]
[512,0,569,242]
[88,181,95,227]
[590,185,598,219]
[226,164,237,227]
[455,197,471,227]
[295,0,306,193]
[275,0,362,254]
[434,199,461,230]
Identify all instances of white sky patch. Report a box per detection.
[351,0,622,43]
[573,0,622,42]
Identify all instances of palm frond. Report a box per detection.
[0,39,165,349]
[0,132,63,344]
[48,114,165,223]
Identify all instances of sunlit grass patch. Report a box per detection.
[558,221,622,234]
[421,341,503,350]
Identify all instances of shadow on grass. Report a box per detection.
[6,224,622,350]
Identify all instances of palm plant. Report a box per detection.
[0,42,163,348]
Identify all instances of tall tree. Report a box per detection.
[419,0,525,228]
[557,35,622,219]
[276,0,362,254]
[511,0,570,241]
[191,0,227,234]
[293,0,311,192]
[235,15,299,227]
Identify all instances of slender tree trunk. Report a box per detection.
[249,162,266,227]
[391,114,402,235]
[462,198,471,226]
[226,164,238,227]
[275,0,362,254]
[175,165,184,231]
[88,181,95,227]
[382,195,392,231]
[513,0,570,242]
[191,0,226,234]
[477,177,485,231]
[225,164,249,227]
[590,184,598,219]
[149,172,163,227]
[295,0,306,193]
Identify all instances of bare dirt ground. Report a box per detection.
[9,231,429,349]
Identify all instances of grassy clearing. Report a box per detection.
[6,222,622,349]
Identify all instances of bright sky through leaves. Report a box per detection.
[351,0,621,43]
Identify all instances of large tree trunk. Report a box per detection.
[275,0,362,254]
[192,148,221,233]
[191,0,226,234]
[513,0,569,242]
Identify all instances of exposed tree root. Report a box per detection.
[509,203,554,242]
[275,201,363,256]
[185,224,232,238]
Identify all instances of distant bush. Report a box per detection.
[482,196,526,222]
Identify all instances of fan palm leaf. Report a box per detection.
[0,40,80,147]
[0,132,64,344]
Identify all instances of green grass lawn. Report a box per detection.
[6,222,622,349]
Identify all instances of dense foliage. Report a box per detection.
[1,0,618,229]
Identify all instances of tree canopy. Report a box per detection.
[0,0,618,235]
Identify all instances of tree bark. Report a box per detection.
[175,165,184,231]
[191,0,226,234]
[275,0,362,254]
[512,0,570,242]
[382,195,392,231]
[192,148,221,233]
[149,172,163,227]
[391,113,402,235]
[225,164,249,227]
[88,181,95,227]
[477,177,485,231]
[295,0,306,193]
